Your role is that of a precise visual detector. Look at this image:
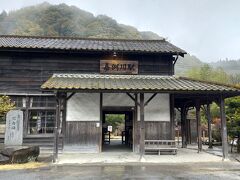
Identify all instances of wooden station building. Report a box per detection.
[0,35,239,161]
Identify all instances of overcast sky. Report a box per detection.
[0,0,240,62]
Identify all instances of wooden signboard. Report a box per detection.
[100,60,138,74]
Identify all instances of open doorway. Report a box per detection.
[102,110,133,152]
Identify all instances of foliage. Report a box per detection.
[185,64,229,84]
[0,96,15,122]
[175,55,240,77]
[105,114,125,135]
[175,54,204,76]
[210,59,240,75]
[0,2,161,40]
[225,97,240,152]
[185,64,240,148]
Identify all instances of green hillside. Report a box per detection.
[210,59,240,75]
[0,2,161,39]
[175,54,204,75]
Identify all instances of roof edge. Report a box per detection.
[0,35,166,42]
[179,76,240,90]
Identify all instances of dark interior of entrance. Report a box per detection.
[102,110,133,152]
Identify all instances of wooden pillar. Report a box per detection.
[62,94,67,149]
[207,103,213,149]
[186,119,190,144]
[219,95,228,160]
[181,106,187,148]
[170,94,175,140]
[196,99,202,152]
[189,119,192,144]
[23,96,30,137]
[139,93,145,158]
[53,92,61,162]
[99,92,103,153]
[133,93,138,153]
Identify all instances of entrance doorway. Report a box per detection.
[102,109,133,152]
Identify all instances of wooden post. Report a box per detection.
[133,93,138,153]
[139,93,145,159]
[196,99,202,152]
[186,118,189,144]
[62,94,67,150]
[189,119,192,144]
[219,95,228,160]
[170,94,175,140]
[207,103,213,149]
[181,106,187,148]
[53,92,61,162]
[24,96,30,137]
[99,92,103,153]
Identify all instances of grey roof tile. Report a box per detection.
[0,35,186,55]
[41,73,240,94]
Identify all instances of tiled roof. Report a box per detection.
[0,35,186,55]
[41,74,240,94]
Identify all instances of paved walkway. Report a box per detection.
[38,143,240,164]
[57,147,223,164]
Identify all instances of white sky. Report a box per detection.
[0,0,240,62]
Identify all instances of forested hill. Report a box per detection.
[0,2,239,76]
[210,59,240,75]
[175,55,240,76]
[0,2,161,39]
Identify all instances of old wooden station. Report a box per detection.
[0,35,239,161]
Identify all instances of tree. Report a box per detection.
[13,20,44,36]
[185,64,240,150]
[105,114,125,135]
[226,97,240,152]
[0,96,15,123]
[185,64,229,84]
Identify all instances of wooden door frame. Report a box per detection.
[101,106,135,152]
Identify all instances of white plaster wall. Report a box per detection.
[66,93,100,121]
[103,93,134,107]
[138,93,170,121]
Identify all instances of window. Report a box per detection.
[28,110,55,134]
[28,96,58,135]
[30,97,56,107]
[11,96,26,108]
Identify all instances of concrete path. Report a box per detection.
[57,147,223,164]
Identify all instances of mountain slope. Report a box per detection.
[0,2,162,40]
[210,59,240,75]
[175,54,204,75]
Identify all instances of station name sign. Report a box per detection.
[100,60,138,74]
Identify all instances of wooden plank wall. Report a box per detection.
[65,121,100,150]
[0,52,173,94]
[135,121,171,152]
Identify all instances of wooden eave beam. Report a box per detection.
[144,93,157,107]
[126,92,158,107]
[66,92,75,101]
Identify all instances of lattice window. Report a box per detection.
[28,110,55,134]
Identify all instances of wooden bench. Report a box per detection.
[144,140,177,155]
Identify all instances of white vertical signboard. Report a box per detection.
[4,110,23,146]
